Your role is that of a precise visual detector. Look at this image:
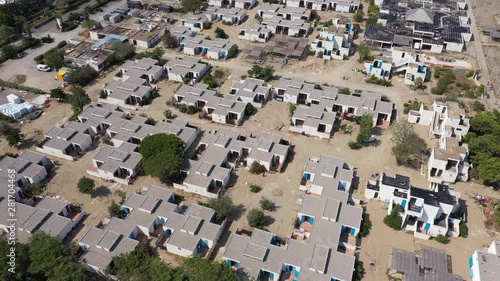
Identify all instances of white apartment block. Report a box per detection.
[174,84,246,126]
[365,173,464,239]
[364,48,429,84]
[290,105,337,139]
[204,7,248,24]
[469,241,500,281]
[175,128,290,197]
[284,0,361,13]
[79,185,222,274]
[164,56,211,83]
[238,24,273,43]
[208,0,257,9]
[228,78,271,109]
[311,25,353,60]
[275,78,394,127]
[180,15,210,32]
[408,101,470,183]
[180,35,237,60]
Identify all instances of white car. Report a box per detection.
[36,64,51,72]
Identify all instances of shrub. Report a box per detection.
[24,184,46,195]
[359,213,372,237]
[466,70,475,78]
[473,101,485,112]
[213,69,224,79]
[339,87,350,95]
[383,204,403,230]
[459,222,468,237]
[289,103,296,116]
[67,66,99,86]
[57,40,68,48]
[365,75,392,86]
[0,79,43,94]
[348,141,363,150]
[247,208,265,228]
[206,196,234,223]
[108,200,122,217]
[99,90,107,99]
[249,161,267,174]
[250,185,262,193]
[403,99,422,114]
[179,104,188,113]
[214,27,228,39]
[245,103,256,116]
[260,197,273,211]
[435,234,450,244]
[77,176,95,194]
[186,105,198,115]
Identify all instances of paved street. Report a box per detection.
[0,0,126,91]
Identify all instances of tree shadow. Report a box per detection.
[231,204,246,221]
[262,215,275,227]
[91,185,111,198]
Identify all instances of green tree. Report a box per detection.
[245,103,256,115]
[67,66,99,86]
[77,176,95,194]
[459,222,468,237]
[434,234,450,244]
[0,238,30,280]
[50,87,67,101]
[259,197,273,211]
[44,49,65,70]
[214,27,228,39]
[108,200,122,217]
[81,19,97,30]
[182,256,239,281]
[413,77,424,90]
[0,25,15,41]
[69,86,91,115]
[53,0,67,9]
[359,213,372,237]
[391,119,427,168]
[289,103,296,116]
[139,134,184,182]
[0,122,24,147]
[206,196,234,223]
[356,114,374,144]
[181,0,204,12]
[2,44,17,59]
[352,260,365,281]
[162,29,179,48]
[247,64,274,81]
[107,39,135,63]
[339,87,351,95]
[353,10,364,23]
[163,109,173,119]
[247,208,265,228]
[383,204,403,230]
[357,43,372,63]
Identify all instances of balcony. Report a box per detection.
[291,222,312,242]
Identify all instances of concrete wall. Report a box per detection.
[36,146,74,161]
[173,182,219,198]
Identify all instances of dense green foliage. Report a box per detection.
[357,43,372,63]
[162,29,179,48]
[352,260,365,281]
[359,213,372,237]
[113,246,238,281]
[431,69,455,95]
[0,121,23,147]
[69,86,91,115]
[181,0,204,12]
[459,222,468,237]
[250,184,262,193]
[356,114,374,144]
[434,234,450,244]
[108,200,122,218]
[0,232,83,281]
[247,208,265,228]
[463,110,500,185]
[214,27,228,39]
[289,103,296,116]
[245,103,256,116]
[403,99,422,114]
[247,64,274,81]
[68,66,99,86]
[50,88,67,102]
[391,120,427,168]
[77,176,95,194]
[249,161,267,174]
[384,204,403,230]
[106,39,135,65]
[259,197,273,211]
[139,134,184,182]
[365,75,393,87]
[206,196,234,223]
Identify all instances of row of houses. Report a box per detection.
[174,128,290,198]
[364,0,471,54]
[174,78,271,124]
[365,173,464,239]
[79,184,223,274]
[223,154,363,281]
[208,0,257,9]
[179,35,238,61]
[310,17,354,60]
[275,78,394,138]
[257,4,312,37]
[284,0,361,13]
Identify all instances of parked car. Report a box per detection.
[364,135,377,143]
[30,110,43,120]
[16,53,24,59]
[36,64,51,72]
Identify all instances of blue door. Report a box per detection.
[424,223,431,231]
[350,228,356,236]
[402,200,407,208]
[309,217,315,224]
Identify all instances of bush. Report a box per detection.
[202,73,218,88]
[57,40,68,48]
[206,196,234,223]
[365,75,392,87]
[339,87,350,95]
[359,213,372,237]
[250,184,262,193]
[245,103,256,116]
[213,69,224,79]
[214,27,228,39]
[179,104,188,113]
[466,70,475,78]
[24,184,46,195]
[403,99,422,114]
[473,101,485,111]
[108,200,122,217]
[67,66,99,86]
[186,105,198,115]
[259,197,273,211]
[383,204,403,230]
[348,141,363,150]
[0,79,43,94]
[289,103,296,116]
[459,222,468,237]
[249,161,267,174]
[0,112,17,123]
[247,208,265,228]
[77,176,95,194]
[435,234,450,244]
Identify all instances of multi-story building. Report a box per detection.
[284,0,361,13]
[180,35,237,60]
[469,240,500,281]
[223,155,362,281]
[238,24,273,43]
[364,0,471,54]
[79,185,223,274]
[310,18,354,60]
[204,7,248,24]
[365,173,464,239]
[408,101,470,183]
[227,78,271,109]
[258,4,311,37]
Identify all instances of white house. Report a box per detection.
[469,240,500,281]
[364,57,392,80]
[311,26,352,60]
[290,105,336,139]
[365,173,464,239]
[164,56,211,83]
[238,24,273,43]
[181,15,210,32]
[228,78,271,108]
[204,7,248,24]
[180,35,237,60]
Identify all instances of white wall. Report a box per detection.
[35,146,74,161]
